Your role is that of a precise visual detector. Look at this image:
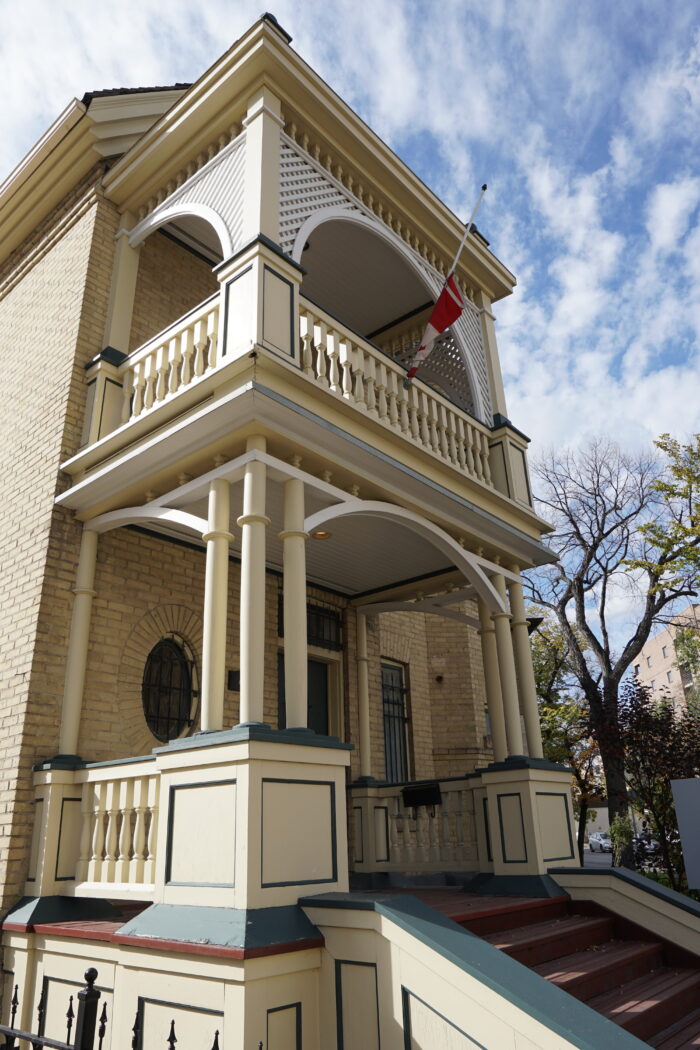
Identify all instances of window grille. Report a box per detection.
[381,661,410,783]
[142,637,195,742]
[278,596,343,651]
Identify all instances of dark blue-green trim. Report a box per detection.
[261,12,293,44]
[402,987,486,1050]
[154,723,353,754]
[301,892,647,1050]
[335,960,380,1050]
[118,903,322,950]
[482,796,492,862]
[262,263,296,362]
[35,755,86,771]
[464,873,566,898]
[165,778,236,887]
[39,974,113,1039]
[353,806,364,865]
[260,778,337,887]
[491,413,531,443]
[549,864,700,920]
[82,753,156,769]
[26,795,43,882]
[4,896,122,927]
[213,233,306,277]
[537,791,575,862]
[267,1002,301,1050]
[135,996,222,1050]
[55,797,81,882]
[497,792,527,864]
[479,755,572,774]
[251,381,556,565]
[85,346,128,369]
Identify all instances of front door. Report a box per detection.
[278,653,329,735]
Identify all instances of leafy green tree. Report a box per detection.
[527,439,699,838]
[531,618,603,864]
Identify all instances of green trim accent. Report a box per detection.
[497,792,527,864]
[82,753,156,769]
[402,987,486,1049]
[301,893,647,1050]
[34,755,86,771]
[213,233,306,277]
[118,903,321,950]
[165,778,236,887]
[267,1002,302,1050]
[84,346,128,369]
[482,796,492,863]
[135,996,222,1050]
[480,756,572,774]
[465,873,567,898]
[262,263,296,362]
[3,896,122,927]
[39,974,113,1038]
[537,791,575,862]
[548,864,700,920]
[153,723,353,754]
[251,381,556,566]
[55,797,81,882]
[491,413,531,442]
[375,805,390,863]
[353,806,363,865]
[335,960,379,1050]
[260,778,338,887]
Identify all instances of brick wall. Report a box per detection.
[128,232,218,351]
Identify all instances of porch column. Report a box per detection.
[200,479,232,732]
[477,597,508,763]
[103,214,140,354]
[58,527,98,756]
[238,435,270,724]
[356,612,372,779]
[279,478,308,728]
[491,573,525,756]
[508,569,544,758]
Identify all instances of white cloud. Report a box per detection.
[645,177,700,253]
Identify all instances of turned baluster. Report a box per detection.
[352,350,367,410]
[300,312,315,376]
[481,432,492,485]
[103,781,119,883]
[193,319,207,377]
[386,370,399,427]
[143,353,157,411]
[441,790,454,864]
[376,362,388,421]
[427,398,440,454]
[327,329,340,392]
[438,404,450,460]
[206,307,218,369]
[398,378,410,434]
[130,776,148,885]
[418,392,431,447]
[154,343,168,403]
[454,790,466,860]
[121,369,134,424]
[167,337,181,396]
[338,339,354,400]
[428,801,441,862]
[116,779,134,883]
[364,355,377,415]
[445,409,459,466]
[389,796,402,866]
[471,427,484,481]
[314,320,329,387]
[76,783,94,883]
[131,361,146,418]
[144,777,159,884]
[180,327,194,387]
[87,782,107,883]
[455,416,468,472]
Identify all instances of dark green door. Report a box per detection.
[278,653,329,735]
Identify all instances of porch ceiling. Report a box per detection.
[146,476,453,596]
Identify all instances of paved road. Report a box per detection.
[583,846,612,868]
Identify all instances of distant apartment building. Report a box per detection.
[634,603,700,707]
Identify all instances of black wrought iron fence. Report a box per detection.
[0,970,233,1050]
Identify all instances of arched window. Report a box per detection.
[142,637,195,742]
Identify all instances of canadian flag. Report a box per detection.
[405,273,464,381]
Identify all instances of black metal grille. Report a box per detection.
[142,638,193,742]
[277,597,343,651]
[381,662,409,783]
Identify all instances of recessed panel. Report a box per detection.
[261,779,335,886]
[167,780,236,886]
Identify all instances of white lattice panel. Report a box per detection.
[141,135,246,254]
[279,134,492,422]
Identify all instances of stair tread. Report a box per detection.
[650,1006,700,1049]
[590,968,700,1026]
[485,915,611,951]
[535,940,662,984]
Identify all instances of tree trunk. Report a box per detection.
[597,732,635,869]
[577,798,588,866]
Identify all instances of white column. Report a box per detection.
[279,478,308,728]
[103,215,141,353]
[59,528,99,756]
[508,570,544,759]
[200,479,232,732]
[491,573,525,756]
[477,597,508,763]
[238,435,270,723]
[356,612,372,779]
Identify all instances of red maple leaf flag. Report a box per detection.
[405,274,465,381]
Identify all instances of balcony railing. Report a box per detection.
[350,776,479,874]
[299,296,493,487]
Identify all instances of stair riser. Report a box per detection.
[624,980,700,1041]
[463,901,569,937]
[552,948,665,1003]
[507,921,614,966]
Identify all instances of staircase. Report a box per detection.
[460,896,700,1048]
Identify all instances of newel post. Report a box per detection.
[73,968,100,1050]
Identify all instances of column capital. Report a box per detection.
[202,529,235,543]
[277,529,309,541]
[237,513,271,528]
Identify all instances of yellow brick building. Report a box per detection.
[2,15,666,1050]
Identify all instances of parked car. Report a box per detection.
[589,831,612,852]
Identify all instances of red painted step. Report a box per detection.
[534,940,664,1002]
[588,968,700,1042]
[650,1005,700,1048]
[484,915,614,966]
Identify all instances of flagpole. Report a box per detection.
[403,184,487,389]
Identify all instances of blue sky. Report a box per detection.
[1,0,699,455]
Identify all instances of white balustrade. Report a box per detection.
[351,778,478,874]
[298,297,493,486]
[74,761,159,899]
[119,294,220,426]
